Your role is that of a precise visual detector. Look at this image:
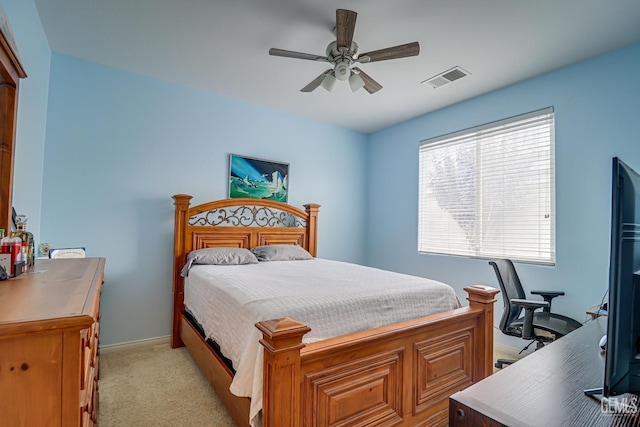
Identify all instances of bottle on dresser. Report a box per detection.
[1,228,18,258]
[10,214,34,269]
[0,228,9,251]
[0,228,21,276]
[0,229,10,276]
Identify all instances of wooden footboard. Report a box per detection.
[257,285,498,427]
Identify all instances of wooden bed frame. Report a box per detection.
[172,194,498,427]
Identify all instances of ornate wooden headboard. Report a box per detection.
[171,194,320,346]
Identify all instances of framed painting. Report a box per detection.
[229,154,289,202]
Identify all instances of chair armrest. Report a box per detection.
[530,290,565,312]
[511,299,550,339]
[530,290,565,297]
[511,298,550,310]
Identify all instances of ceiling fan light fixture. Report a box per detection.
[321,73,337,92]
[349,72,365,92]
[334,60,351,81]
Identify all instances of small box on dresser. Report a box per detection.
[0,257,105,426]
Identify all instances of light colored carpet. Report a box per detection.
[99,343,235,427]
[493,344,527,372]
[99,342,526,426]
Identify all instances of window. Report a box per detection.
[418,108,555,264]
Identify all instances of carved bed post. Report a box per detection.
[256,318,311,427]
[303,203,320,257]
[172,194,193,348]
[464,285,500,379]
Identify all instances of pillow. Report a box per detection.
[180,247,258,276]
[251,244,313,262]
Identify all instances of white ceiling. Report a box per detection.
[34,0,640,134]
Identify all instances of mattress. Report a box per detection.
[184,258,460,426]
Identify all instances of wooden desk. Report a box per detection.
[450,318,640,426]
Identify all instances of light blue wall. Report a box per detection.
[0,0,51,242]
[7,2,640,348]
[365,43,640,347]
[41,54,368,345]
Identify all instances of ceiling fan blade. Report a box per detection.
[353,67,382,94]
[269,48,328,62]
[359,41,420,63]
[336,9,357,49]
[301,70,332,92]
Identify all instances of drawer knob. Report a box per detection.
[457,408,466,418]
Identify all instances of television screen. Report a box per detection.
[604,157,640,397]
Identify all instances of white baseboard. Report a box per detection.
[100,335,171,354]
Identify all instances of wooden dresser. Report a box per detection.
[0,258,105,427]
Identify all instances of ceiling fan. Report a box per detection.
[269,9,420,94]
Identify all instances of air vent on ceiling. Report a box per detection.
[422,66,470,88]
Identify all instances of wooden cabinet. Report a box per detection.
[0,258,105,427]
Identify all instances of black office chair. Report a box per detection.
[489,259,583,368]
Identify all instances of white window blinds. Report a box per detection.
[418,108,555,264]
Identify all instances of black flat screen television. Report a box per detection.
[603,157,640,397]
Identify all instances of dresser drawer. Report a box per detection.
[82,364,95,405]
[81,320,99,387]
[91,377,99,424]
[91,322,99,363]
[82,407,95,427]
[81,330,92,390]
[81,321,99,413]
[82,368,99,425]
[90,287,101,320]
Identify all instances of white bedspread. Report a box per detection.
[184,258,460,426]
